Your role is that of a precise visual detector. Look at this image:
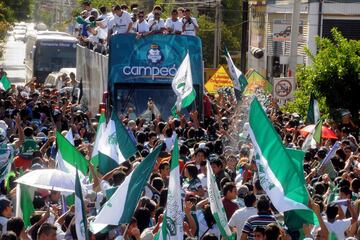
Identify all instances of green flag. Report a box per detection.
[207,160,234,240]
[91,110,106,171]
[154,138,184,240]
[171,53,196,116]
[247,98,314,217]
[91,144,162,234]
[75,168,89,240]
[56,131,88,176]
[305,94,320,125]
[16,183,35,227]
[224,46,247,100]
[0,75,11,91]
[302,120,322,152]
[97,112,136,175]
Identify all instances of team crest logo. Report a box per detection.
[107,132,117,145]
[147,44,163,64]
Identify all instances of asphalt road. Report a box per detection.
[0,35,26,85]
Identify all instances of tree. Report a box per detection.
[283,29,360,121]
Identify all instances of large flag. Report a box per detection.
[305,95,320,125]
[301,120,322,152]
[247,98,311,213]
[91,144,162,234]
[171,53,196,116]
[90,110,106,171]
[154,138,183,240]
[16,184,35,227]
[97,112,136,175]
[56,129,77,175]
[207,161,234,240]
[56,131,88,176]
[224,46,247,100]
[75,168,89,240]
[0,75,11,91]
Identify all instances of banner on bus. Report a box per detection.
[108,34,203,86]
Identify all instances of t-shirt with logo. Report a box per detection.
[181,17,198,36]
[165,18,183,34]
[108,11,132,34]
[133,20,149,33]
[148,18,165,32]
[19,138,39,159]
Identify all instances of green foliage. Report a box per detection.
[283,29,360,120]
[2,0,32,21]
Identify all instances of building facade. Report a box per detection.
[248,0,360,81]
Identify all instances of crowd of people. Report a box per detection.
[1,67,360,240]
[76,1,199,54]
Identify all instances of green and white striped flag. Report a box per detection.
[56,129,84,178]
[224,46,247,100]
[75,168,89,240]
[0,75,11,91]
[97,112,136,175]
[90,144,162,234]
[56,131,88,176]
[155,138,184,240]
[90,110,106,172]
[247,98,312,213]
[171,53,196,116]
[305,95,320,125]
[15,183,35,227]
[207,161,234,240]
[302,120,322,152]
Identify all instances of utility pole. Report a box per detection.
[240,0,249,73]
[289,0,301,80]
[213,0,222,68]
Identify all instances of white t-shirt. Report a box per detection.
[148,18,165,32]
[133,20,149,33]
[165,18,183,34]
[196,210,221,238]
[146,12,155,21]
[323,218,352,240]
[87,27,104,44]
[228,207,258,240]
[181,17,198,36]
[108,11,132,34]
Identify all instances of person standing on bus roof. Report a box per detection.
[134,10,149,38]
[148,10,165,35]
[107,5,133,39]
[182,8,199,36]
[82,0,98,18]
[165,9,183,35]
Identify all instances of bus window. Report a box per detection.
[35,43,76,72]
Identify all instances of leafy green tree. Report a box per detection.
[283,29,360,121]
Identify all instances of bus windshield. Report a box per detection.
[35,41,76,72]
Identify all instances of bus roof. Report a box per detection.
[33,34,77,42]
[28,32,76,41]
[36,31,71,37]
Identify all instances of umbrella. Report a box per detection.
[15,169,75,193]
[300,125,338,139]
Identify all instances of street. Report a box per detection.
[0,35,26,85]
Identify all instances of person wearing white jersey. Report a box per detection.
[181,8,199,36]
[133,10,149,38]
[107,4,133,39]
[165,9,183,35]
[148,10,165,34]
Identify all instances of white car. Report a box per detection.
[13,28,26,41]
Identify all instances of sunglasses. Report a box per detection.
[139,15,144,18]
